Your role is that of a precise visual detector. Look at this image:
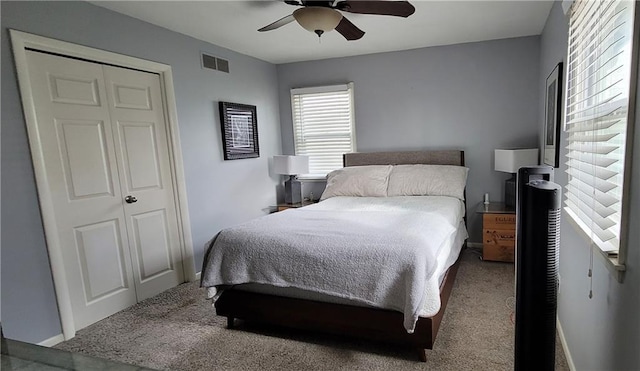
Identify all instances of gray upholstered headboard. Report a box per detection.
[343,150,465,167]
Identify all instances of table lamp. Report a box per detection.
[494,149,539,209]
[273,155,309,204]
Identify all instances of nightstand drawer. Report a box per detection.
[477,203,516,263]
[483,244,515,262]
[483,229,516,246]
[483,214,516,229]
[274,201,315,213]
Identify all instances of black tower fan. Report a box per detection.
[515,166,561,371]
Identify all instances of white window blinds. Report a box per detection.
[291,83,356,178]
[564,0,635,254]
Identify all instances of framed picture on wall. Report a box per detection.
[219,101,259,160]
[543,62,563,168]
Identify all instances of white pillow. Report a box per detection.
[320,165,392,201]
[387,165,468,200]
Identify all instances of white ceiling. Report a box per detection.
[92,1,554,64]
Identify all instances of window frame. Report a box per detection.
[290,82,357,180]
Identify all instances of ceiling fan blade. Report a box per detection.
[335,17,365,41]
[300,0,333,6]
[335,1,415,17]
[258,14,295,32]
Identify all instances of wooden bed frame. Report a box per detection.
[214,150,466,362]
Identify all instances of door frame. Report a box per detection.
[10,30,196,340]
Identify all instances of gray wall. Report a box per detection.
[1,1,282,343]
[277,37,541,242]
[540,2,640,370]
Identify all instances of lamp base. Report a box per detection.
[505,174,517,210]
[284,175,302,204]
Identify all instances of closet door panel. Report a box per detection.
[104,66,184,301]
[25,51,137,331]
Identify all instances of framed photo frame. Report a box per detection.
[543,62,563,168]
[219,101,259,160]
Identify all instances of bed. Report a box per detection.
[201,150,468,361]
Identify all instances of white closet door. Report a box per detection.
[103,66,184,300]
[24,51,185,330]
[25,51,137,330]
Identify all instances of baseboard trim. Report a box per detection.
[195,271,201,281]
[38,333,64,347]
[557,317,576,371]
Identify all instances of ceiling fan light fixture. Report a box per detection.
[293,7,343,37]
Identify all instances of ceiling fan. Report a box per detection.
[258,0,415,40]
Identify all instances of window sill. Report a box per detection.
[564,210,626,283]
[597,252,626,283]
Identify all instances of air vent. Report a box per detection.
[216,58,229,73]
[201,53,229,73]
[202,54,217,70]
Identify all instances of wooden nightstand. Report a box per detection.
[477,202,516,262]
[274,201,315,212]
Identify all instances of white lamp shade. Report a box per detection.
[495,149,539,173]
[273,155,309,175]
[293,7,343,34]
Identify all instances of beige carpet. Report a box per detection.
[56,248,569,370]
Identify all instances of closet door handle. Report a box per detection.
[124,195,138,204]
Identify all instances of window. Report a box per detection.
[291,83,356,178]
[564,0,636,264]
